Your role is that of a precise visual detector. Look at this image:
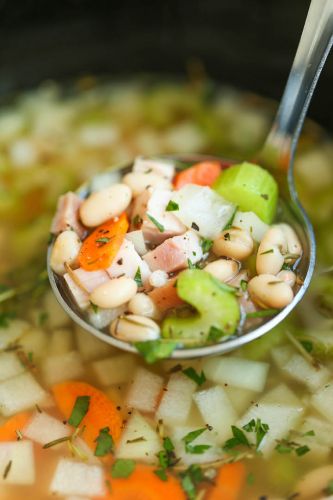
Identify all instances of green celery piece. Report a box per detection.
[161,269,240,344]
[213,162,278,224]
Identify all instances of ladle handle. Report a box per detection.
[260,0,333,169]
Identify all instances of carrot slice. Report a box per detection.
[101,465,186,500]
[0,412,31,441]
[52,381,122,450]
[206,462,246,500]
[78,212,129,271]
[148,277,184,313]
[173,161,221,190]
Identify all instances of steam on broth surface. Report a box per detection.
[0,78,333,499]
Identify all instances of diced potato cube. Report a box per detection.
[75,326,116,362]
[271,345,294,368]
[202,356,269,392]
[126,367,164,413]
[23,411,70,446]
[43,291,71,328]
[19,327,48,361]
[311,382,333,423]
[156,373,196,426]
[116,411,161,463]
[193,386,237,443]
[299,415,333,447]
[262,384,302,407]
[49,328,74,355]
[0,440,35,485]
[0,319,30,350]
[41,351,84,387]
[0,352,25,381]
[0,372,47,416]
[170,425,222,466]
[281,354,330,392]
[49,459,105,497]
[90,354,138,386]
[224,386,256,414]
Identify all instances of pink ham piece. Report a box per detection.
[131,188,186,245]
[51,192,86,240]
[63,268,109,309]
[107,239,151,287]
[143,230,203,273]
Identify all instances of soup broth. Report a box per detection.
[0,78,332,500]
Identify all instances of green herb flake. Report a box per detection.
[183,367,206,386]
[38,311,49,326]
[111,459,135,478]
[300,340,313,353]
[246,472,255,485]
[94,426,114,456]
[163,436,175,452]
[275,442,293,454]
[154,468,168,481]
[0,311,16,328]
[134,340,178,364]
[302,430,315,437]
[182,428,211,454]
[324,479,333,495]
[132,214,143,227]
[187,259,199,269]
[95,237,111,245]
[134,267,143,287]
[223,206,238,231]
[240,280,248,292]
[147,214,165,233]
[207,325,225,342]
[260,248,274,255]
[200,238,213,254]
[282,262,293,271]
[3,460,12,479]
[165,200,179,212]
[90,302,99,314]
[246,308,279,319]
[43,436,71,449]
[68,395,90,427]
[179,464,205,500]
[295,445,310,456]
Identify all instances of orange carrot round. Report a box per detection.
[101,465,186,500]
[52,381,122,450]
[0,412,31,441]
[78,212,129,271]
[173,161,221,190]
[206,462,246,500]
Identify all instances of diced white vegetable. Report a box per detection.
[224,386,256,414]
[170,425,222,466]
[63,273,90,310]
[19,327,48,361]
[23,411,70,446]
[0,352,25,381]
[50,459,105,497]
[295,465,333,499]
[0,440,35,485]
[49,328,74,355]
[90,354,138,386]
[311,382,333,423]
[156,373,196,426]
[89,170,122,192]
[107,239,151,285]
[202,356,269,392]
[299,415,333,448]
[43,290,71,328]
[116,411,161,463]
[126,230,147,256]
[193,386,237,443]
[0,372,47,416]
[0,319,30,350]
[41,351,84,387]
[281,354,330,392]
[75,325,116,361]
[233,211,269,242]
[237,384,304,456]
[271,345,294,368]
[87,305,126,330]
[126,367,164,413]
[133,156,175,180]
[172,184,236,239]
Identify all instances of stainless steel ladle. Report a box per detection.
[47,0,333,359]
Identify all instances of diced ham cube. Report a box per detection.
[148,277,184,312]
[143,230,203,273]
[131,188,186,245]
[107,240,151,286]
[133,156,175,180]
[51,192,86,240]
[64,268,109,310]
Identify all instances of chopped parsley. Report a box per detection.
[324,479,333,495]
[200,238,213,254]
[183,367,206,386]
[207,325,225,342]
[134,267,143,287]
[68,395,90,427]
[240,280,248,292]
[94,426,114,456]
[179,464,207,500]
[43,436,71,449]
[111,459,136,478]
[223,419,269,452]
[300,340,313,353]
[182,428,211,454]
[154,436,179,480]
[260,248,274,255]
[0,311,16,328]
[90,302,99,314]
[275,438,310,457]
[165,200,179,212]
[3,460,12,479]
[246,309,279,319]
[132,214,143,227]
[147,214,164,232]
[134,340,178,363]
[95,236,111,245]
[38,311,49,326]
[281,262,293,271]
[223,206,238,231]
[187,259,199,269]
[191,222,200,231]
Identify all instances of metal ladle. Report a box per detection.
[47,0,333,359]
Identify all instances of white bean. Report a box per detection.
[204,259,239,282]
[213,228,254,260]
[50,230,81,275]
[128,293,160,319]
[279,223,302,260]
[276,269,296,288]
[149,270,168,288]
[248,274,294,309]
[80,183,132,227]
[110,314,160,342]
[90,276,137,309]
[123,172,171,197]
[257,224,302,275]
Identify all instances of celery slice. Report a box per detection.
[213,162,278,224]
